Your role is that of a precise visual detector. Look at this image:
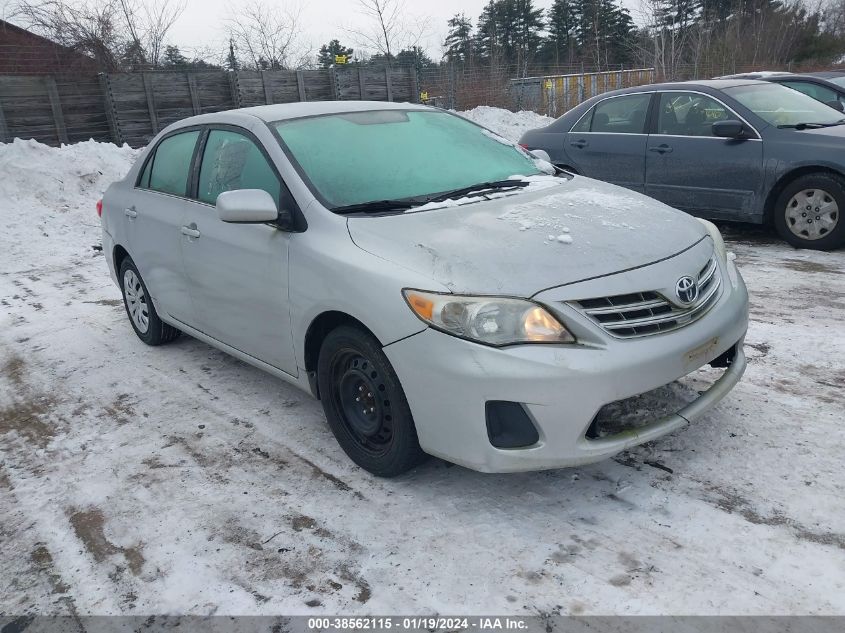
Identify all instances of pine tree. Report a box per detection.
[545,0,578,66]
[444,13,474,63]
[161,45,189,69]
[317,39,355,68]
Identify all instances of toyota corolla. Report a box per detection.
[99,101,749,476]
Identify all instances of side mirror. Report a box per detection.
[825,99,845,112]
[712,120,745,139]
[529,148,551,163]
[216,189,279,224]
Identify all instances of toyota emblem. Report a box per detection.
[676,276,699,304]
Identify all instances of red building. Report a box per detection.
[0,20,99,75]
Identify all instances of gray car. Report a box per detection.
[519,79,845,250]
[100,101,748,476]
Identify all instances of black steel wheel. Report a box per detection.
[317,325,426,476]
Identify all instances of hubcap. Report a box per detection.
[330,350,393,454]
[123,269,150,333]
[785,189,839,241]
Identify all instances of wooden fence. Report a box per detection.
[510,68,657,117]
[0,66,420,147]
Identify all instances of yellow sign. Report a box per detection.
[420,91,429,101]
[335,54,348,64]
[544,79,553,89]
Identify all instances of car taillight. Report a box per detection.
[518,143,529,150]
[96,199,103,217]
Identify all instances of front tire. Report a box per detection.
[773,173,845,250]
[119,257,181,346]
[317,326,427,477]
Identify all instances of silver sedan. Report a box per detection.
[99,101,749,476]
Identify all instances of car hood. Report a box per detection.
[347,176,708,296]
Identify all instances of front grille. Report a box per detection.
[572,256,722,338]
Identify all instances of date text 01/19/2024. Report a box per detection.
[307,617,528,630]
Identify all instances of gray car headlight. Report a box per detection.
[403,289,575,346]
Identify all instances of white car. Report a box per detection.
[100,101,749,476]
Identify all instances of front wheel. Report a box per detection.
[773,173,845,250]
[317,326,427,477]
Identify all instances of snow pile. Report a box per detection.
[458,105,554,142]
[0,138,138,213]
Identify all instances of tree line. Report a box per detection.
[7,0,845,77]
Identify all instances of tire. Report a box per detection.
[118,257,181,346]
[773,173,845,250]
[316,325,427,477]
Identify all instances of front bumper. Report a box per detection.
[384,257,748,473]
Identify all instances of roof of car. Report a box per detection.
[238,100,427,122]
[598,78,764,98]
[808,70,845,78]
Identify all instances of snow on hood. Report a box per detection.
[347,175,708,296]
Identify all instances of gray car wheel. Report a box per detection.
[774,173,845,250]
[118,257,181,346]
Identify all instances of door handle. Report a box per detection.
[570,139,588,149]
[649,145,673,154]
[180,224,201,238]
[124,207,138,218]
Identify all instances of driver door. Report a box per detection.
[645,91,764,221]
[179,127,299,375]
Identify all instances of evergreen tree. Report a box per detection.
[161,45,189,68]
[544,0,578,66]
[395,47,434,73]
[317,39,355,68]
[226,38,239,71]
[444,13,474,63]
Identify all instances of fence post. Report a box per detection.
[142,72,159,135]
[0,99,9,143]
[261,71,273,104]
[186,73,201,115]
[44,77,69,145]
[229,72,242,108]
[384,67,393,102]
[329,68,339,100]
[296,70,307,102]
[357,67,366,99]
[410,67,419,103]
[99,73,121,145]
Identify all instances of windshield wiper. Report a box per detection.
[778,119,845,130]
[332,198,423,215]
[424,179,530,204]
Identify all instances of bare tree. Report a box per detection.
[345,0,430,62]
[225,0,311,70]
[118,0,185,67]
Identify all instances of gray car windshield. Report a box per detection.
[723,82,844,127]
[273,110,542,210]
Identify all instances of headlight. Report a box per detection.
[403,289,575,346]
[696,218,728,264]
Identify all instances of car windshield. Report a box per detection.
[272,110,542,210]
[824,75,845,88]
[723,82,844,127]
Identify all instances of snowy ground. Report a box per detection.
[1,113,844,617]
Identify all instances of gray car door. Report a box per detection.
[564,92,652,193]
[127,129,200,323]
[179,127,298,375]
[645,91,764,221]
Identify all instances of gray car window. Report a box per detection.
[657,93,733,137]
[198,130,281,207]
[585,94,651,134]
[781,81,838,103]
[148,130,200,196]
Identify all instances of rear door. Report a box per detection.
[564,92,653,193]
[127,129,200,322]
[179,126,298,375]
[645,91,764,221]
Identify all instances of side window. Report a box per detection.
[138,153,153,188]
[781,81,837,104]
[198,129,281,207]
[590,93,651,134]
[570,107,593,133]
[657,92,733,137]
[148,130,200,196]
